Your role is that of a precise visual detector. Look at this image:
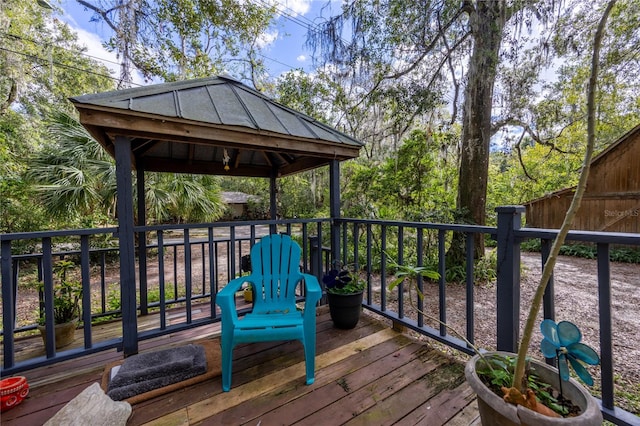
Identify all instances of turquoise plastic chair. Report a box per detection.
[215,234,322,391]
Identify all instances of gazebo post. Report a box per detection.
[329,160,341,263]
[114,136,139,356]
[136,166,148,316]
[269,172,277,234]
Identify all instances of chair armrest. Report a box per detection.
[216,276,254,321]
[300,273,322,307]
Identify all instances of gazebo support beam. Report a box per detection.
[270,172,277,234]
[137,165,148,316]
[114,136,139,356]
[330,160,340,263]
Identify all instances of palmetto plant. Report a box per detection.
[27,111,226,225]
[27,111,116,220]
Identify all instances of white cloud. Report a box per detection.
[256,30,279,49]
[273,0,312,16]
[60,9,147,87]
[72,28,120,76]
[296,55,307,62]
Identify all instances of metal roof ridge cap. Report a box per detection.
[296,113,363,145]
[296,115,321,139]
[173,90,182,118]
[228,84,261,130]
[69,76,225,103]
[263,100,292,136]
[204,86,222,123]
[254,93,363,146]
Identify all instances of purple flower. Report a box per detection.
[322,269,352,289]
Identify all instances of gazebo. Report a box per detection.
[70,75,362,355]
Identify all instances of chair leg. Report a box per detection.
[303,333,316,385]
[221,334,234,392]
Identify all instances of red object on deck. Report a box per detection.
[0,376,29,412]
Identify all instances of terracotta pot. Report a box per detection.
[327,291,363,329]
[37,319,78,349]
[243,288,253,303]
[1,376,29,412]
[465,351,603,426]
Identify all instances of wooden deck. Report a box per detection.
[2,307,480,425]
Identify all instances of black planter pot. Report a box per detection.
[327,291,364,329]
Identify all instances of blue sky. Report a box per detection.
[57,0,341,85]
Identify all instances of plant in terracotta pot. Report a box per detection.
[37,259,83,349]
[243,283,253,303]
[323,262,366,329]
[387,250,603,424]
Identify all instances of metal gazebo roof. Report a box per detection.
[70,75,363,177]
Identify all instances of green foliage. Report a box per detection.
[323,263,366,295]
[610,248,640,263]
[150,173,225,223]
[27,111,116,224]
[277,172,327,219]
[487,0,640,212]
[147,286,177,305]
[80,0,276,84]
[476,354,569,416]
[436,250,498,284]
[275,71,338,123]
[106,285,177,314]
[24,112,226,227]
[1,1,114,233]
[386,255,440,293]
[522,240,640,264]
[1,1,114,116]
[341,129,458,221]
[107,286,122,313]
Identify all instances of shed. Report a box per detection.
[221,191,262,219]
[525,123,640,233]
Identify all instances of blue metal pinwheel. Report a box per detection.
[540,319,600,386]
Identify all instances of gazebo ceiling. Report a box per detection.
[70,75,363,178]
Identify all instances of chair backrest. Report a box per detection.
[250,234,303,312]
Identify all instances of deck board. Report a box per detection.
[2,307,478,425]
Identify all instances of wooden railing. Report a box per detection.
[1,209,639,424]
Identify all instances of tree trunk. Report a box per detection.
[449,1,506,263]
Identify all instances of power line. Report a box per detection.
[0,46,142,86]
[0,31,122,67]
[3,3,334,83]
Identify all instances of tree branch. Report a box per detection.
[514,130,537,181]
[75,0,124,34]
[492,117,573,154]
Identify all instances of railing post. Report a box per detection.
[329,160,341,263]
[1,239,16,369]
[309,236,326,304]
[495,205,525,352]
[114,136,138,357]
[137,166,148,316]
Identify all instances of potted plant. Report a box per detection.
[37,260,82,349]
[388,254,603,424]
[322,263,366,329]
[243,283,253,303]
[241,254,253,303]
